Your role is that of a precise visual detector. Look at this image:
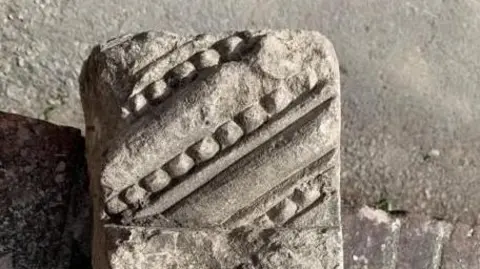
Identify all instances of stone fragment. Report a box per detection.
[79,30,341,269]
[342,205,400,269]
[396,215,452,269]
[342,205,455,269]
[442,223,480,269]
[0,112,88,269]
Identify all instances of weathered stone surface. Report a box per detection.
[105,226,341,269]
[0,254,13,269]
[342,205,455,269]
[442,223,480,269]
[80,30,342,268]
[0,112,90,269]
[396,213,452,269]
[342,206,400,269]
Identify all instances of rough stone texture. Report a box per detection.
[0,254,13,269]
[0,112,90,269]
[396,215,453,269]
[80,30,342,269]
[342,205,480,269]
[442,223,480,269]
[342,206,400,269]
[105,226,341,269]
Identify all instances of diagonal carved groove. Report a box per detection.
[134,89,336,220]
[130,38,209,96]
[127,33,258,115]
[105,79,333,219]
[222,150,336,228]
[100,38,338,195]
[159,97,339,226]
[247,166,338,229]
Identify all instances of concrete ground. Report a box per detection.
[1,0,479,224]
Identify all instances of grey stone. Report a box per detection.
[442,223,480,269]
[0,254,13,269]
[396,214,452,269]
[0,112,90,269]
[342,205,455,269]
[342,206,400,269]
[105,226,341,269]
[80,30,342,269]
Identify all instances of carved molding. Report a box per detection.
[80,29,342,269]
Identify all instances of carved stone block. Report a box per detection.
[80,30,342,269]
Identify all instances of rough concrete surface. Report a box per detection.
[80,30,342,269]
[0,112,90,269]
[1,0,479,225]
